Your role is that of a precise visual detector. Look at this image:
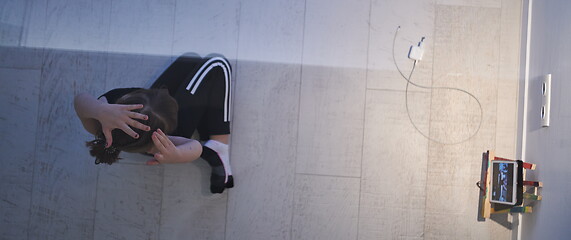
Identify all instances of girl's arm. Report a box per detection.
[147,129,202,165]
[74,92,150,147]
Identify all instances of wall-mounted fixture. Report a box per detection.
[541,74,551,127]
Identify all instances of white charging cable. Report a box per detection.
[392,26,483,145]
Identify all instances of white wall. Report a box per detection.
[521,0,571,239]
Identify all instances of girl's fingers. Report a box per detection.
[152,132,167,152]
[155,131,170,148]
[154,153,164,162]
[125,110,150,131]
[128,118,150,132]
[146,159,160,165]
[102,128,113,148]
[124,104,144,111]
[129,111,148,121]
[156,129,174,148]
[120,124,139,139]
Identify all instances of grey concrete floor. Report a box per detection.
[0,0,522,239]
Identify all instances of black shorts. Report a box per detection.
[151,53,231,140]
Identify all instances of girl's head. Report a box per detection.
[86,89,178,164]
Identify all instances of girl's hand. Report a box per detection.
[149,129,182,164]
[74,93,151,147]
[98,103,151,147]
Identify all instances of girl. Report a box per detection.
[74,53,233,194]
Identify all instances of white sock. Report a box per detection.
[204,140,232,178]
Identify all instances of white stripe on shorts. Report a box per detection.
[185,57,231,122]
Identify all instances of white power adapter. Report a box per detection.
[408,37,425,61]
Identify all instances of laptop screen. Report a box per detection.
[490,160,518,205]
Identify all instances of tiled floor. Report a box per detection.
[0,0,522,239]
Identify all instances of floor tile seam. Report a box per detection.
[0,66,43,71]
[158,0,177,237]
[91,165,101,240]
[224,2,242,239]
[295,172,361,179]
[92,35,112,240]
[24,36,54,238]
[357,0,374,239]
[422,3,438,237]
[26,47,46,240]
[103,0,113,58]
[435,2,501,10]
[290,0,309,239]
[157,164,165,240]
[365,88,430,94]
[24,0,48,49]
[168,0,177,59]
[495,1,510,155]
[19,0,33,47]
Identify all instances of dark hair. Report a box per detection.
[86,89,178,165]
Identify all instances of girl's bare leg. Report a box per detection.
[210,134,229,145]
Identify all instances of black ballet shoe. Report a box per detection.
[210,174,234,194]
[210,173,226,194]
[225,175,234,188]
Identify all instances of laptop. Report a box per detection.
[490,160,519,205]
